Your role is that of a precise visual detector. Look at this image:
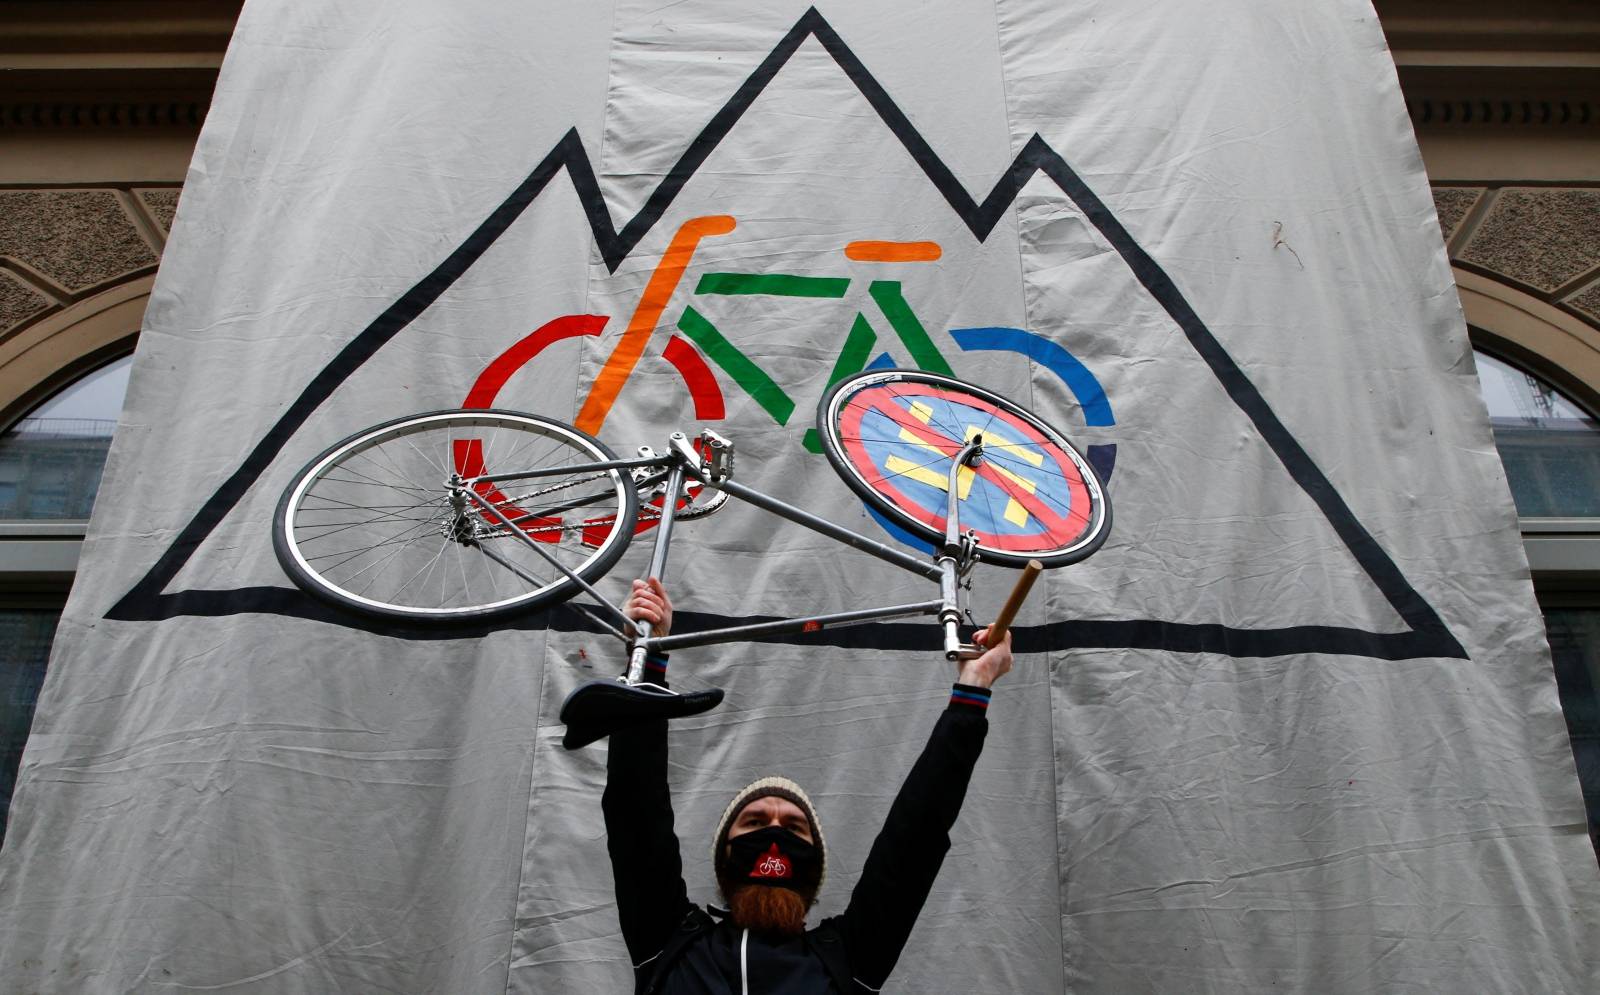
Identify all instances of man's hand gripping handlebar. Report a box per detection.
[958,559,1040,688]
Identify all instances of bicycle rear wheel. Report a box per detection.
[816,369,1111,568]
[274,409,638,621]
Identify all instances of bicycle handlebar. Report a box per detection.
[985,559,1042,648]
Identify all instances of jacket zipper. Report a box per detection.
[740,928,750,995]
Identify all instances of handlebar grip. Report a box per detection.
[985,559,1043,647]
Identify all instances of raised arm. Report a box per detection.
[833,628,1013,989]
[601,579,695,971]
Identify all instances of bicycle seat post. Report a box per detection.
[624,443,691,686]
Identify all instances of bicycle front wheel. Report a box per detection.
[274,409,638,621]
[817,369,1111,568]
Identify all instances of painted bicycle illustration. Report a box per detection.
[461,215,1118,553]
[272,369,1112,746]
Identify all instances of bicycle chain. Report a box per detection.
[459,471,707,542]
[448,471,607,543]
[499,472,607,505]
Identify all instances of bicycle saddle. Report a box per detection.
[560,680,725,750]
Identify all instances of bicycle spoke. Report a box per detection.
[453,537,472,609]
[294,494,440,516]
[370,533,450,602]
[311,477,439,500]
[293,512,440,544]
[354,444,442,494]
[315,525,442,600]
[487,423,556,478]
[327,454,441,494]
[863,450,959,487]
[302,516,440,569]
[397,431,450,483]
[298,495,440,512]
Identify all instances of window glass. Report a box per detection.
[0,607,60,845]
[1544,608,1600,864]
[1474,350,1600,518]
[0,355,132,520]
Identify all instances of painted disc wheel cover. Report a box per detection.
[820,371,1110,567]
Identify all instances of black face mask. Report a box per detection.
[723,826,821,890]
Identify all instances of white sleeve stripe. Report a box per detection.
[632,948,663,969]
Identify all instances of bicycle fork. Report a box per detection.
[940,437,985,662]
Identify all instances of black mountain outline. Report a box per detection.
[106,7,1465,661]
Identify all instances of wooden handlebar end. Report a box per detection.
[984,559,1043,648]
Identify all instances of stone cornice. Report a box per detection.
[0,1,240,128]
[1376,0,1600,69]
[1400,65,1600,130]
[0,67,217,129]
[1405,93,1598,128]
[0,2,242,63]
[1377,2,1600,130]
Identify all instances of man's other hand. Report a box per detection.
[625,577,673,638]
[956,628,1012,689]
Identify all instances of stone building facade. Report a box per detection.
[1,2,1596,853]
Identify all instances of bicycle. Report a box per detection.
[273,369,1112,747]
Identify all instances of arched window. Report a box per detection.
[1474,349,1600,519]
[0,354,132,521]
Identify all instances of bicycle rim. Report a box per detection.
[274,410,638,621]
[817,369,1111,568]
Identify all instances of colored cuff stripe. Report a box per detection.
[645,654,669,673]
[949,685,991,710]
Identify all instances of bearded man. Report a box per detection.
[602,578,1011,994]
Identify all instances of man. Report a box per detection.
[602,577,1011,994]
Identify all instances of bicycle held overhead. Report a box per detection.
[273,369,1112,745]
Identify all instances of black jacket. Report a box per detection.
[602,684,991,994]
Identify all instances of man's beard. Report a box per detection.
[723,881,812,938]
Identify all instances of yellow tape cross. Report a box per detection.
[879,402,1045,527]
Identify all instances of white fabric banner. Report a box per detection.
[2,1,1596,991]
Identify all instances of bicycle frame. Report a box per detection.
[452,427,989,683]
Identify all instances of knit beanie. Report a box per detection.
[712,776,827,894]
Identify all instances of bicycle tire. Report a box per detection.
[274,409,639,621]
[816,369,1111,568]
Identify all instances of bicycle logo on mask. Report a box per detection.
[460,215,1117,550]
[754,851,791,878]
